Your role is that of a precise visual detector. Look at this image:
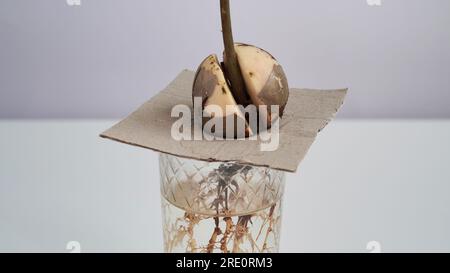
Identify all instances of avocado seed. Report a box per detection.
[193,54,251,138]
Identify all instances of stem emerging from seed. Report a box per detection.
[220,0,248,105]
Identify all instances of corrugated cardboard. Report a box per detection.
[100,70,347,172]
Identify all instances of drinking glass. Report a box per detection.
[159,153,285,253]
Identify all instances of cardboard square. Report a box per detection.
[100,70,347,172]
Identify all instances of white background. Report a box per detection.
[1,120,449,252]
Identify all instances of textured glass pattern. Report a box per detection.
[159,153,285,253]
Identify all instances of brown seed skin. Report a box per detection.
[192,54,250,138]
[258,63,289,119]
[192,55,221,108]
[234,43,289,121]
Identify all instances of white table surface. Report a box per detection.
[0,119,449,253]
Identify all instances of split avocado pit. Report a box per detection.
[192,0,289,139]
[192,43,289,138]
